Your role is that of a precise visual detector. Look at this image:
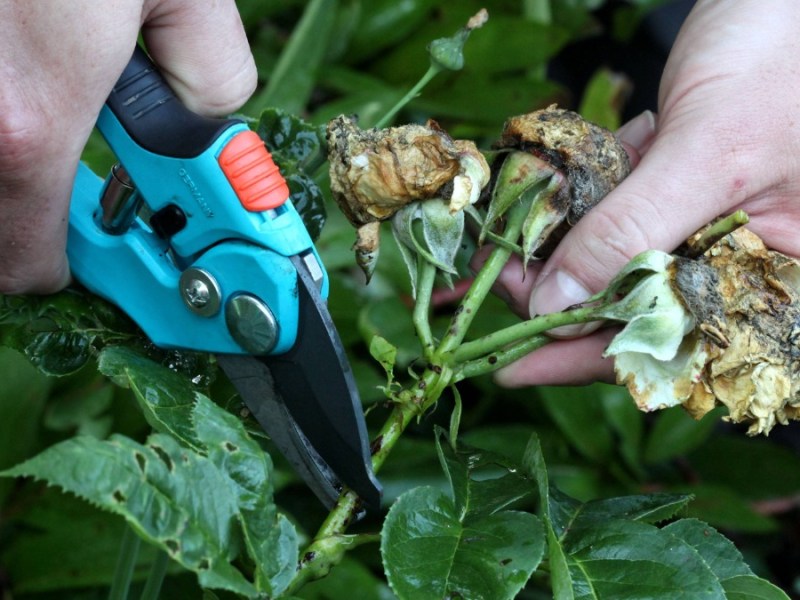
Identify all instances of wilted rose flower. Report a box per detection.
[484,105,631,266]
[326,116,489,281]
[603,228,800,436]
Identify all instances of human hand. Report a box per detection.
[492,0,800,387]
[0,0,256,294]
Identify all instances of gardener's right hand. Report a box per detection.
[0,0,256,294]
[491,0,800,387]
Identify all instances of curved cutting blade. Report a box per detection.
[219,253,382,510]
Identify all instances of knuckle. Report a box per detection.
[211,57,258,113]
[571,204,655,287]
[0,102,48,175]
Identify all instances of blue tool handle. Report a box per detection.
[67,46,329,354]
[106,46,235,158]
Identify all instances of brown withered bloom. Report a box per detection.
[678,227,800,435]
[606,226,800,436]
[487,105,631,263]
[326,115,489,280]
[496,105,630,223]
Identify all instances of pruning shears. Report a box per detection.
[67,46,382,510]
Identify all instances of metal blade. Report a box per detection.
[217,354,342,508]
[219,252,382,510]
[265,254,381,508]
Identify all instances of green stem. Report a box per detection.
[450,305,602,365]
[687,209,750,257]
[438,200,529,355]
[375,65,441,129]
[455,335,550,381]
[108,525,140,600]
[288,163,576,595]
[139,551,169,600]
[286,367,449,595]
[413,258,437,360]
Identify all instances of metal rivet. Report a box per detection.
[225,293,279,355]
[179,268,221,317]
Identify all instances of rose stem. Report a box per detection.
[449,304,603,365]
[413,255,437,361]
[687,210,749,257]
[288,165,565,593]
[436,188,534,355]
[375,65,441,129]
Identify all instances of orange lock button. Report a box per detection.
[218,130,289,211]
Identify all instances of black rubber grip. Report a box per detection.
[106,46,238,158]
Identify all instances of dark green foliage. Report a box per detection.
[2,2,799,599]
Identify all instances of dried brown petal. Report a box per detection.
[676,228,800,434]
[326,116,488,227]
[495,105,631,224]
[354,221,381,283]
[326,115,489,280]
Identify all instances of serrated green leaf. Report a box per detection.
[569,493,693,531]
[1,375,298,597]
[369,335,397,384]
[521,433,749,598]
[722,575,791,600]
[193,394,298,596]
[381,485,543,600]
[1,433,257,597]
[0,289,137,376]
[8,330,93,376]
[436,429,535,518]
[97,346,202,451]
[285,172,327,242]
[382,430,543,599]
[253,108,327,240]
[256,108,325,167]
[663,519,752,581]
[563,519,726,599]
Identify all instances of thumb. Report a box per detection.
[141,0,256,116]
[529,114,733,326]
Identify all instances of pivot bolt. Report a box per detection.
[225,293,279,355]
[179,268,221,317]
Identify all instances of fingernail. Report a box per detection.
[530,269,590,315]
[617,110,656,150]
[529,269,598,338]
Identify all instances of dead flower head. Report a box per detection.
[603,227,800,436]
[326,115,489,280]
[484,105,631,267]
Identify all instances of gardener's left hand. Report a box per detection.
[488,0,800,387]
